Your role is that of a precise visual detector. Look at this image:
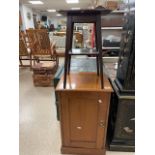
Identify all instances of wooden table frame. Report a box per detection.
[62,9,111,89]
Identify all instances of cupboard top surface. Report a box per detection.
[56,72,113,92]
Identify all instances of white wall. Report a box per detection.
[20,4,34,30]
[34,12,41,21]
[49,17,67,28]
[19,4,25,30]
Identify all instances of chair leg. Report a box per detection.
[19,57,23,66]
[56,57,59,68]
[37,58,40,63]
[33,58,35,66]
[30,55,32,70]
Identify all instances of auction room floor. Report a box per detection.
[19,59,135,155]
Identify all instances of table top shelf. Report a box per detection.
[101,27,123,30]
[59,8,111,16]
[102,47,120,50]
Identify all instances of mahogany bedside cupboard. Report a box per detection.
[56,72,113,155]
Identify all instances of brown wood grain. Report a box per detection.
[56,72,113,92]
[57,73,113,154]
[26,29,59,66]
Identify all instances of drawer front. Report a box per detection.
[59,91,111,149]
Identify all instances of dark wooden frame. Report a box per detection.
[62,10,111,89]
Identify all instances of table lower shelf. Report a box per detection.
[68,48,100,56]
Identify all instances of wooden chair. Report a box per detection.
[19,31,31,67]
[26,29,59,68]
[75,32,83,48]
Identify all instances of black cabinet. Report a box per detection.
[115,12,135,94]
[107,1,135,151]
[108,81,135,151]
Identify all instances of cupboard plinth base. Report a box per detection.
[109,143,135,152]
[61,146,106,155]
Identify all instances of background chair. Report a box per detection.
[19,31,31,67]
[26,29,59,69]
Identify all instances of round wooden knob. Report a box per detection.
[77,126,82,130]
[98,99,103,104]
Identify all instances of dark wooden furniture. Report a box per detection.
[108,81,135,152]
[101,11,125,57]
[59,9,111,89]
[107,10,135,152]
[115,15,135,95]
[56,73,113,155]
[54,65,64,120]
[101,14,124,27]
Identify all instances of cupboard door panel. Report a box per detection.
[60,92,109,149]
[69,96,98,142]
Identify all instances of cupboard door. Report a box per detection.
[60,92,109,149]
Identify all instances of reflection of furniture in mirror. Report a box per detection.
[49,31,83,56]
[53,31,83,47]
[74,32,83,48]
